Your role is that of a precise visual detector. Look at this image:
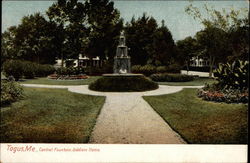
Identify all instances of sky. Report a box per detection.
[2,0,249,41]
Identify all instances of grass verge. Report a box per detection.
[18,76,101,85]
[157,77,216,86]
[143,88,248,144]
[1,87,105,143]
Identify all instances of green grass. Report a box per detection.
[0,87,105,143]
[18,76,101,85]
[143,88,248,144]
[157,77,216,86]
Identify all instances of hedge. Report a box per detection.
[150,73,195,82]
[3,60,55,80]
[132,64,181,76]
[89,75,158,92]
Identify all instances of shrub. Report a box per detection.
[3,60,56,80]
[1,80,24,106]
[132,65,157,76]
[3,60,24,81]
[85,66,104,75]
[156,66,168,73]
[166,64,181,73]
[150,73,195,82]
[56,67,84,76]
[22,62,36,79]
[213,60,249,89]
[36,64,55,77]
[89,75,158,92]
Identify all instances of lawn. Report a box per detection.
[19,76,101,85]
[0,87,105,143]
[143,88,248,144]
[157,77,216,86]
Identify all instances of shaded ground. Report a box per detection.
[0,87,105,143]
[143,88,248,144]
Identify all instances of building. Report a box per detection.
[189,56,210,67]
[54,54,103,68]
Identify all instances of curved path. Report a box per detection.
[22,84,203,144]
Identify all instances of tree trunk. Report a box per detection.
[186,57,190,75]
[209,55,215,78]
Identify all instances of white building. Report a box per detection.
[190,56,210,67]
[54,54,103,68]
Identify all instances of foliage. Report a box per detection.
[56,67,85,76]
[150,73,194,82]
[2,60,24,80]
[89,76,158,92]
[150,22,178,66]
[176,36,200,70]
[1,80,24,106]
[3,60,55,80]
[85,0,123,60]
[185,4,249,77]
[2,13,61,64]
[131,65,157,76]
[132,64,181,76]
[125,14,158,65]
[213,60,249,89]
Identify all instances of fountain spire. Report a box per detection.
[113,31,131,74]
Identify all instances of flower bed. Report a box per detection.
[47,74,89,80]
[197,86,248,103]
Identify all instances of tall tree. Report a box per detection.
[195,27,229,77]
[185,3,249,77]
[47,0,87,67]
[176,36,200,73]
[151,21,177,66]
[125,13,158,65]
[85,0,123,62]
[2,13,60,64]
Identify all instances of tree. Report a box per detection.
[195,27,229,77]
[176,36,200,73]
[85,0,123,62]
[2,13,60,64]
[151,21,177,66]
[125,13,158,65]
[185,3,249,77]
[47,0,88,67]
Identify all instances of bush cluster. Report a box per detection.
[197,84,248,103]
[150,73,195,82]
[3,60,55,80]
[89,75,159,92]
[132,64,181,76]
[1,80,24,106]
[213,60,248,90]
[56,67,85,76]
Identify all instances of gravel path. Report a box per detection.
[22,84,203,144]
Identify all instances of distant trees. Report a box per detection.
[176,36,200,73]
[184,4,249,77]
[125,14,178,66]
[2,13,60,64]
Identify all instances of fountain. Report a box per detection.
[113,31,131,74]
[89,31,158,92]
